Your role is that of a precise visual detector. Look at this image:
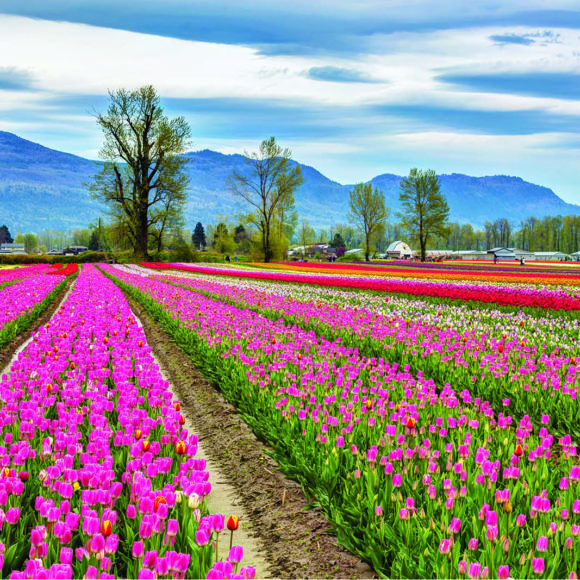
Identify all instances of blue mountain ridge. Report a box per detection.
[0,131,577,232]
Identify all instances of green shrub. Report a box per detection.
[336,252,364,263]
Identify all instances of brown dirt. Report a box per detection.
[0,276,74,374]
[127,296,378,580]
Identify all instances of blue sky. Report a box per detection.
[0,1,579,203]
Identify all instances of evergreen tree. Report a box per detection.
[192,222,207,249]
[234,224,247,244]
[0,225,13,245]
[88,230,100,251]
[329,232,346,249]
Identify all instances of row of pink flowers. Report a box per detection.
[0,271,64,331]
[0,265,252,579]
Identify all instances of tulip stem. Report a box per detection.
[230,529,234,550]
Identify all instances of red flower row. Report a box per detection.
[141,263,580,311]
[48,264,78,277]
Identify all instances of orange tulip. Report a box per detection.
[174,402,181,412]
[142,440,150,452]
[175,441,186,455]
[135,429,142,441]
[406,417,416,429]
[514,444,523,457]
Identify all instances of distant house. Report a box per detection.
[571,252,580,262]
[386,240,413,259]
[0,243,26,254]
[534,251,569,261]
[67,246,88,255]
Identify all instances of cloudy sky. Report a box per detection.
[0,1,579,201]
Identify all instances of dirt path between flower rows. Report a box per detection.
[126,295,378,580]
[0,276,74,376]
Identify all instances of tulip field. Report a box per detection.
[2,260,580,579]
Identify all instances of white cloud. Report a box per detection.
[1,14,579,114]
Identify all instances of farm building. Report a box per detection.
[487,247,536,262]
[534,251,569,261]
[288,243,333,258]
[487,247,516,261]
[512,248,536,261]
[453,251,488,261]
[386,240,413,259]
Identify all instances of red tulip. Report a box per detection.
[101,520,113,537]
[154,496,167,513]
[227,515,239,531]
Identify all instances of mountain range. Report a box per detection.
[0,131,578,233]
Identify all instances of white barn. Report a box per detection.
[385,240,413,259]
